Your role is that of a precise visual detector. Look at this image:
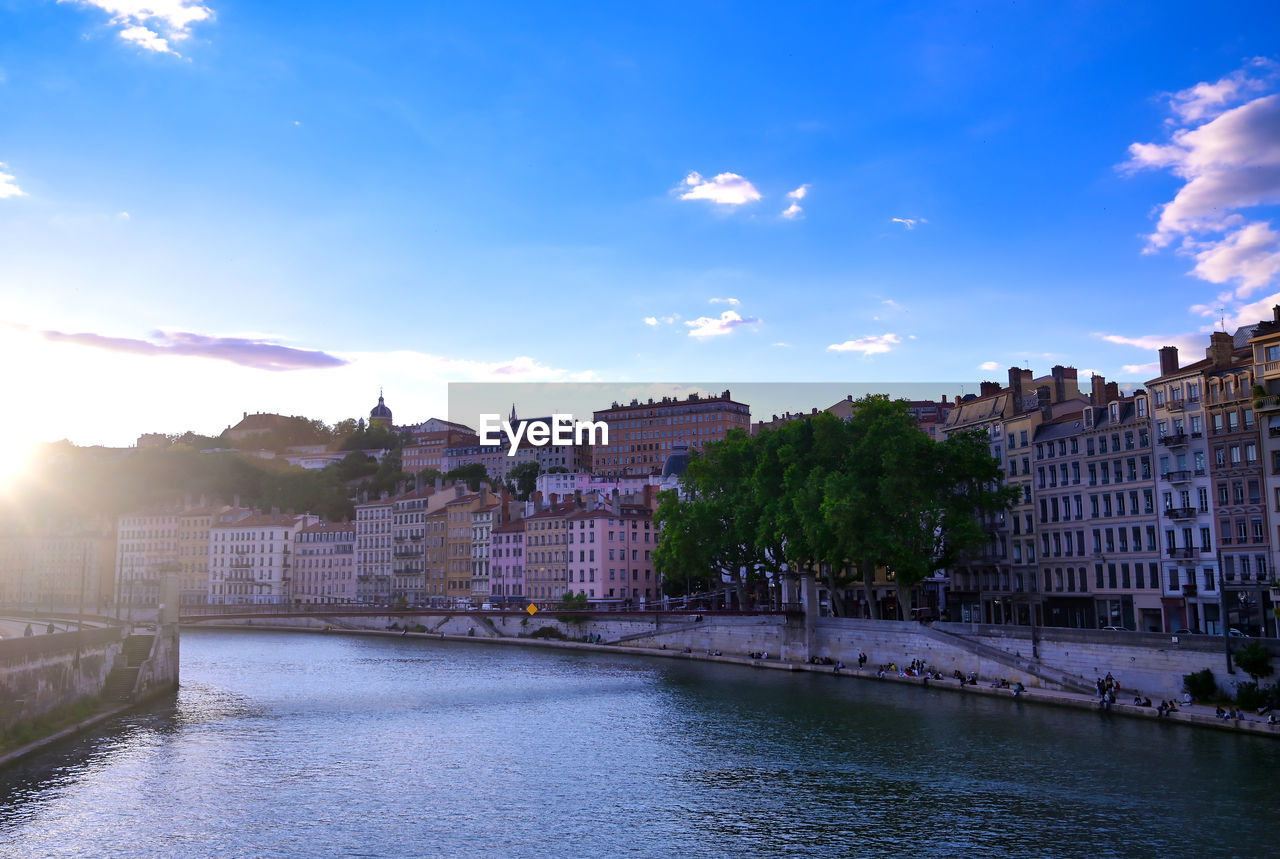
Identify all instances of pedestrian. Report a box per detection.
[24,623,33,637]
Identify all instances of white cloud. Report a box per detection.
[64,1,215,56]
[1096,332,1205,354]
[787,184,810,201]
[1188,220,1280,296]
[827,333,902,355]
[685,310,760,338]
[643,317,659,327]
[781,202,803,220]
[891,217,926,230]
[1122,362,1160,376]
[1167,57,1279,123]
[772,342,791,348]
[0,163,26,199]
[1125,62,1280,329]
[678,171,761,206]
[978,361,999,371]
[708,297,740,306]
[643,314,680,327]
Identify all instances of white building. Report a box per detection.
[208,512,318,605]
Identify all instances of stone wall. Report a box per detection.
[136,624,181,697]
[0,627,126,732]
[188,611,1277,699]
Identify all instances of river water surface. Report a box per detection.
[2,629,1278,857]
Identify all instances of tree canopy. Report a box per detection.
[654,396,1015,617]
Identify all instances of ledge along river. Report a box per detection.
[2,628,1279,857]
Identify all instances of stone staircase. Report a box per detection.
[918,624,1095,694]
[101,633,155,703]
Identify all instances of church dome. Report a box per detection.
[661,443,690,479]
[370,390,393,424]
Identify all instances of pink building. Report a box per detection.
[490,515,525,606]
[566,496,660,605]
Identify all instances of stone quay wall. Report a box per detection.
[188,610,1276,699]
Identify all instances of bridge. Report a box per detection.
[176,604,795,623]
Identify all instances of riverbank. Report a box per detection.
[191,621,1280,739]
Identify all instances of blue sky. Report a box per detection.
[2,1,1279,449]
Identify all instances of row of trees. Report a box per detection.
[654,396,1016,617]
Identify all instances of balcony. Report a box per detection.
[1167,400,1185,412]
[393,548,423,559]
[1159,433,1189,448]
[1182,583,1198,596]
[1162,469,1191,484]
[1167,547,1199,560]
[1164,506,1197,520]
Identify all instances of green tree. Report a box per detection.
[1233,641,1274,682]
[506,461,541,500]
[445,463,490,492]
[657,429,783,608]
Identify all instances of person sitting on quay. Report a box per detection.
[1012,682,1025,698]
[1216,706,1229,720]
[1142,697,1152,708]
[857,651,867,670]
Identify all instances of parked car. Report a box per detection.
[1228,628,1249,638]
[1173,627,1194,635]
[1100,625,1128,631]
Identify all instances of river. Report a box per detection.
[2,629,1277,857]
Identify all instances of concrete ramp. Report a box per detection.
[918,625,1094,694]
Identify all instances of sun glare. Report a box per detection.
[0,433,35,492]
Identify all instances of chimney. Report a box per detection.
[954,396,961,406]
[533,492,544,513]
[434,476,443,493]
[233,493,240,508]
[1090,374,1106,406]
[979,381,1001,398]
[1050,365,1077,402]
[611,489,621,517]
[574,488,584,508]
[1105,382,1120,403]
[414,474,423,492]
[454,484,464,498]
[1208,331,1234,368]
[1274,305,1280,323]
[1158,346,1179,376]
[643,484,654,509]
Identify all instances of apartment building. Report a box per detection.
[208,512,317,604]
[293,520,356,604]
[1202,330,1272,635]
[944,366,1085,625]
[391,485,434,605]
[355,495,393,603]
[1247,308,1280,636]
[592,390,751,478]
[116,507,182,608]
[490,512,525,605]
